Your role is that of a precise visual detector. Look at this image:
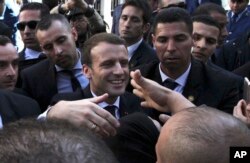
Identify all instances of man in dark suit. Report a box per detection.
[214,30,250,71]
[132,8,241,117]
[118,0,158,69]
[0,35,19,91]
[226,0,250,43]
[0,90,41,125]
[50,33,144,136]
[21,14,89,112]
[16,3,50,87]
[17,3,49,63]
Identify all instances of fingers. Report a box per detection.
[87,93,109,104]
[159,114,171,124]
[130,70,144,89]
[234,99,247,117]
[89,108,120,137]
[133,88,144,99]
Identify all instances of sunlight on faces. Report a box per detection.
[0,43,19,90]
[192,22,220,62]
[36,20,78,69]
[83,42,129,99]
[152,22,193,78]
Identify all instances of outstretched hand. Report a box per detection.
[130,70,195,114]
[48,93,120,137]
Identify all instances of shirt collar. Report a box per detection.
[127,38,143,61]
[91,90,120,108]
[25,48,41,59]
[159,62,191,87]
[230,7,248,18]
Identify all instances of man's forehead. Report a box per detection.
[155,22,191,35]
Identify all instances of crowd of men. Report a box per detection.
[0,0,250,162]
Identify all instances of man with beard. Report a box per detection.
[21,14,89,111]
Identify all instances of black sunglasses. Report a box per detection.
[161,2,187,10]
[17,20,39,31]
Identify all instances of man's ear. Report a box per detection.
[83,64,91,79]
[143,23,150,34]
[152,34,156,46]
[71,27,78,41]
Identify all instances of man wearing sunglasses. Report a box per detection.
[16,3,50,87]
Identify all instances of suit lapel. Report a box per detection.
[129,41,143,68]
[182,59,204,103]
[42,60,57,96]
[82,85,94,98]
[119,94,132,117]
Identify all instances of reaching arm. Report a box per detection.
[47,94,120,137]
[130,70,195,114]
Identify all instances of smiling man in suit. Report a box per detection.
[132,8,241,119]
[51,33,143,135]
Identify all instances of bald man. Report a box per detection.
[156,106,250,163]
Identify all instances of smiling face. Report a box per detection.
[83,42,129,101]
[0,43,19,90]
[152,22,193,79]
[192,22,220,62]
[36,20,78,69]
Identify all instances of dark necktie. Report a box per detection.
[61,70,81,91]
[232,14,238,23]
[163,79,178,90]
[104,105,116,117]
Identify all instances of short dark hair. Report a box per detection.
[42,0,58,10]
[230,0,249,3]
[192,2,226,16]
[0,35,12,46]
[192,15,221,32]
[19,2,50,19]
[0,119,118,163]
[0,23,12,40]
[36,14,71,32]
[121,0,152,24]
[83,33,126,66]
[152,7,193,34]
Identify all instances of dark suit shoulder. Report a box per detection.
[51,90,83,105]
[233,61,250,79]
[21,59,51,75]
[134,61,160,78]
[0,90,41,124]
[129,41,158,69]
[188,59,241,113]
